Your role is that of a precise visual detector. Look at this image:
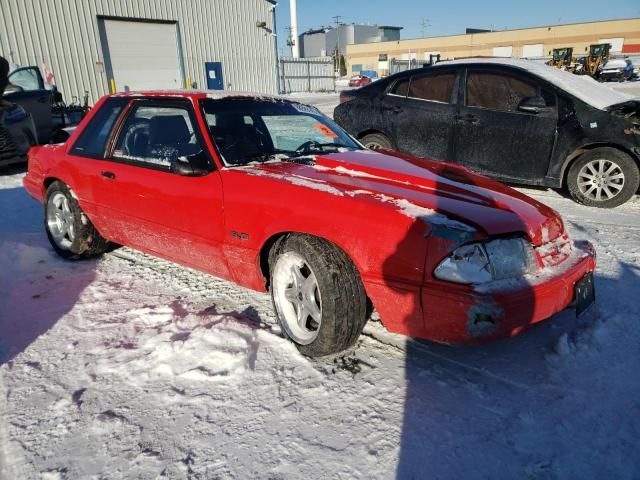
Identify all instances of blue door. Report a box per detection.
[205,62,224,90]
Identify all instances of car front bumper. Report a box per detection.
[420,240,597,343]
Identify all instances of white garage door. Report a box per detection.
[522,44,544,58]
[492,46,513,57]
[103,19,182,91]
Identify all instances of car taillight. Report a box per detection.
[339,92,355,104]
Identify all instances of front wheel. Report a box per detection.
[269,235,368,357]
[567,148,639,208]
[45,181,110,258]
[359,132,392,150]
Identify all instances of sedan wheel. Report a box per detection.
[272,251,322,345]
[269,235,368,357]
[359,132,392,150]
[46,191,76,251]
[576,159,625,202]
[567,147,639,208]
[44,181,110,259]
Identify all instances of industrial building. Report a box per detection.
[346,18,640,76]
[0,0,279,103]
[299,24,402,57]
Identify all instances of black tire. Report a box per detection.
[567,148,639,208]
[269,234,368,357]
[44,181,110,259]
[359,132,392,150]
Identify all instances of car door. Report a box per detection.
[5,66,52,143]
[101,100,230,278]
[453,68,558,181]
[381,69,459,161]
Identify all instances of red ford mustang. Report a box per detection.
[24,91,596,356]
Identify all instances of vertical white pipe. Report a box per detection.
[290,0,299,58]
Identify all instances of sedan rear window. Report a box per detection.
[466,72,537,112]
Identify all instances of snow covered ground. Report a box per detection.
[1,91,640,479]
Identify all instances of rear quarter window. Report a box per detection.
[70,98,129,158]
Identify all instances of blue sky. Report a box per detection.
[274,0,640,55]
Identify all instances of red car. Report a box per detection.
[24,91,596,357]
[348,75,372,87]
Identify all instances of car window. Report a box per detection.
[391,78,410,96]
[112,104,203,170]
[407,72,456,103]
[8,67,42,91]
[202,98,359,166]
[466,71,537,112]
[262,115,339,152]
[70,98,129,157]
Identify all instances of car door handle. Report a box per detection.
[101,171,116,180]
[456,114,480,125]
[382,105,402,113]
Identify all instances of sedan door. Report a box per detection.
[5,67,52,143]
[453,68,558,181]
[101,100,230,279]
[382,69,459,161]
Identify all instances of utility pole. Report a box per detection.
[420,17,431,38]
[285,27,295,57]
[332,15,343,74]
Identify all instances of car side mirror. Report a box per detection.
[3,83,24,95]
[170,154,210,177]
[518,96,548,114]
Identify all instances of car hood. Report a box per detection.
[242,150,564,246]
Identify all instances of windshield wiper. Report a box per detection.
[289,141,357,158]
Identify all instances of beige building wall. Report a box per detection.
[347,18,640,76]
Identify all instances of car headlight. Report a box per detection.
[3,104,29,124]
[434,237,536,284]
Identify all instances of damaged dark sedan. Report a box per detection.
[335,58,640,208]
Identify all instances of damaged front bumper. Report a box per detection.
[421,240,596,343]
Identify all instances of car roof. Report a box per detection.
[109,89,293,103]
[418,57,632,110]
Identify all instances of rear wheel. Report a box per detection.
[45,181,110,258]
[359,132,392,150]
[269,235,368,357]
[567,148,639,208]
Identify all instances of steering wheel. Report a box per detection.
[294,140,320,155]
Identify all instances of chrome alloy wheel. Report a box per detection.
[272,251,322,345]
[46,192,75,250]
[577,158,625,202]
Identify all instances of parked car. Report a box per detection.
[1,57,38,167]
[4,65,53,144]
[599,59,630,82]
[334,58,640,208]
[348,74,372,87]
[0,101,37,167]
[24,91,596,356]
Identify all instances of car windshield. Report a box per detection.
[201,98,360,166]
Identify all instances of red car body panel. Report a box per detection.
[24,91,596,344]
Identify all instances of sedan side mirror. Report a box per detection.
[170,153,210,177]
[518,96,548,114]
